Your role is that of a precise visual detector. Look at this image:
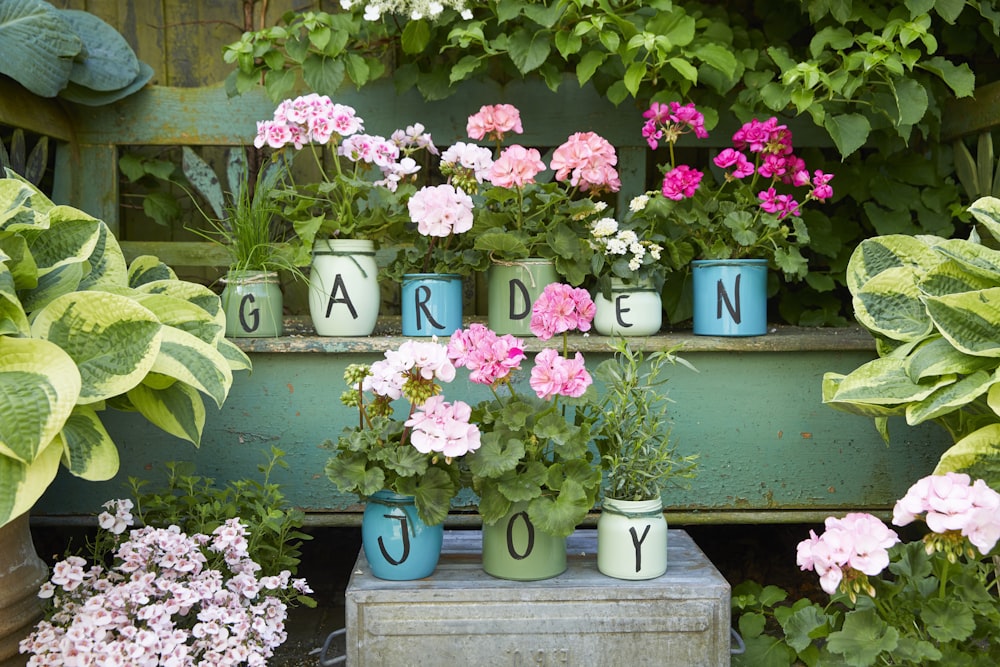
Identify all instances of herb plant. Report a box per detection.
[590,338,698,501]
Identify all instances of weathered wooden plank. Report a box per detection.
[0,78,73,141]
[120,240,232,266]
[54,143,120,229]
[942,80,1000,141]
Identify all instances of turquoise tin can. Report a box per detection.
[361,490,444,581]
[691,259,767,336]
[401,273,463,337]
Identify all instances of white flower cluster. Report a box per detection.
[341,0,473,21]
[20,504,312,667]
[589,217,663,272]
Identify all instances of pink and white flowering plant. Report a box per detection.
[445,283,603,538]
[747,473,1000,664]
[20,500,313,667]
[253,92,438,251]
[325,339,481,525]
[642,101,835,282]
[466,103,623,286]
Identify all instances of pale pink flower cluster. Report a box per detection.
[529,282,596,340]
[408,183,475,237]
[466,103,524,142]
[649,105,834,219]
[893,472,1000,555]
[446,323,526,385]
[440,141,495,189]
[254,94,432,192]
[530,347,591,400]
[488,145,546,188]
[796,513,900,595]
[97,498,134,535]
[549,131,621,193]
[21,512,311,667]
[404,394,481,457]
[364,340,457,400]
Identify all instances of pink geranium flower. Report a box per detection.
[405,395,482,458]
[529,283,595,340]
[487,145,546,188]
[661,165,703,200]
[467,103,524,142]
[447,324,526,385]
[529,348,592,400]
[408,183,475,237]
[549,131,621,193]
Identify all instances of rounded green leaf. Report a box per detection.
[0,435,63,528]
[0,335,81,464]
[0,0,80,97]
[60,9,139,91]
[30,291,162,404]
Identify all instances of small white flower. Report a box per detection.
[461,9,473,19]
[618,230,639,245]
[593,201,608,212]
[629,194,650,212]
[628,257,642,271]
[606,238,627,255]
[590,217,618,237]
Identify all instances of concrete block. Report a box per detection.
[346,529,731,666]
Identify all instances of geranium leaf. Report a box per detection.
[826,608,899,664]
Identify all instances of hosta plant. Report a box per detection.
[823,196,1000,489]
[0,173,249,528]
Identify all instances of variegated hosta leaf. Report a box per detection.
[127,381,206,446]
[924,287,1000,357]
[852,266,932,342]
[77,221,128,291]
[934,423,1000,488]
[968,196,1000,245]
[133,292,224,346]
[127,255,177,287]
[905,370,994,426]
[60,404,119,480]
[0,264,28,336]
[0,336,81,463]
[217,337,252,372]
[0,177,52,231]
[0,435,62,528]
[25,208,102,274]
[918,258,996,298]
[30,291,162,404]
[905,335,995,382]
[134,278,223,323]
[823,357,955,407]
[821,373,908,418]
[931,238,1000,284]
[989,382,1000,417]
[149,325,233,408]
[17,260,85,313]
[0,232,39,291]
[846,234,943,296]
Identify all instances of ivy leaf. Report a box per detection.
[826,608,899,664]
[401,20,431,54]
[508,28,551,74]
[142,192,181,228]
[919,56,974,97]
[576,50,606,85]
[689,43,738,79]
[824,113,871,158]
[933,0,966,23]
[555,30,582,59]
[302,54,345,97]
[892,77,928,127]
[623,62,646,97]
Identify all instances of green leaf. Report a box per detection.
[0,336,81,464]
[554,30,582,58]
[918,56,975,97]
[781,604,831,653]
[891,77,928,127]
[824,113,871,158]
[825,357,953,406]
[925,287,1000,357]
[467,433,525,478]
[60,404,118,479]
[527,477,587,537]
[852,267,932,341]
[575,50,606,86]
[59,9,139,91]
[905,370,992,425]
[148,326,233,408]
[401,20,431,54]
[57,61,153,106]
[826,608,899,665]
[406,466,455,526]
[624,62,646,96]
[0,0,80,97]
[666,57,698,84]
[302,54,345,97]
[934,423,1000,477]
[508,28,551,74]
[182,147,225,221]
[689,44,738,78]
[0,436,62,527]
[30,291,162,404]
[922,597,976,642]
